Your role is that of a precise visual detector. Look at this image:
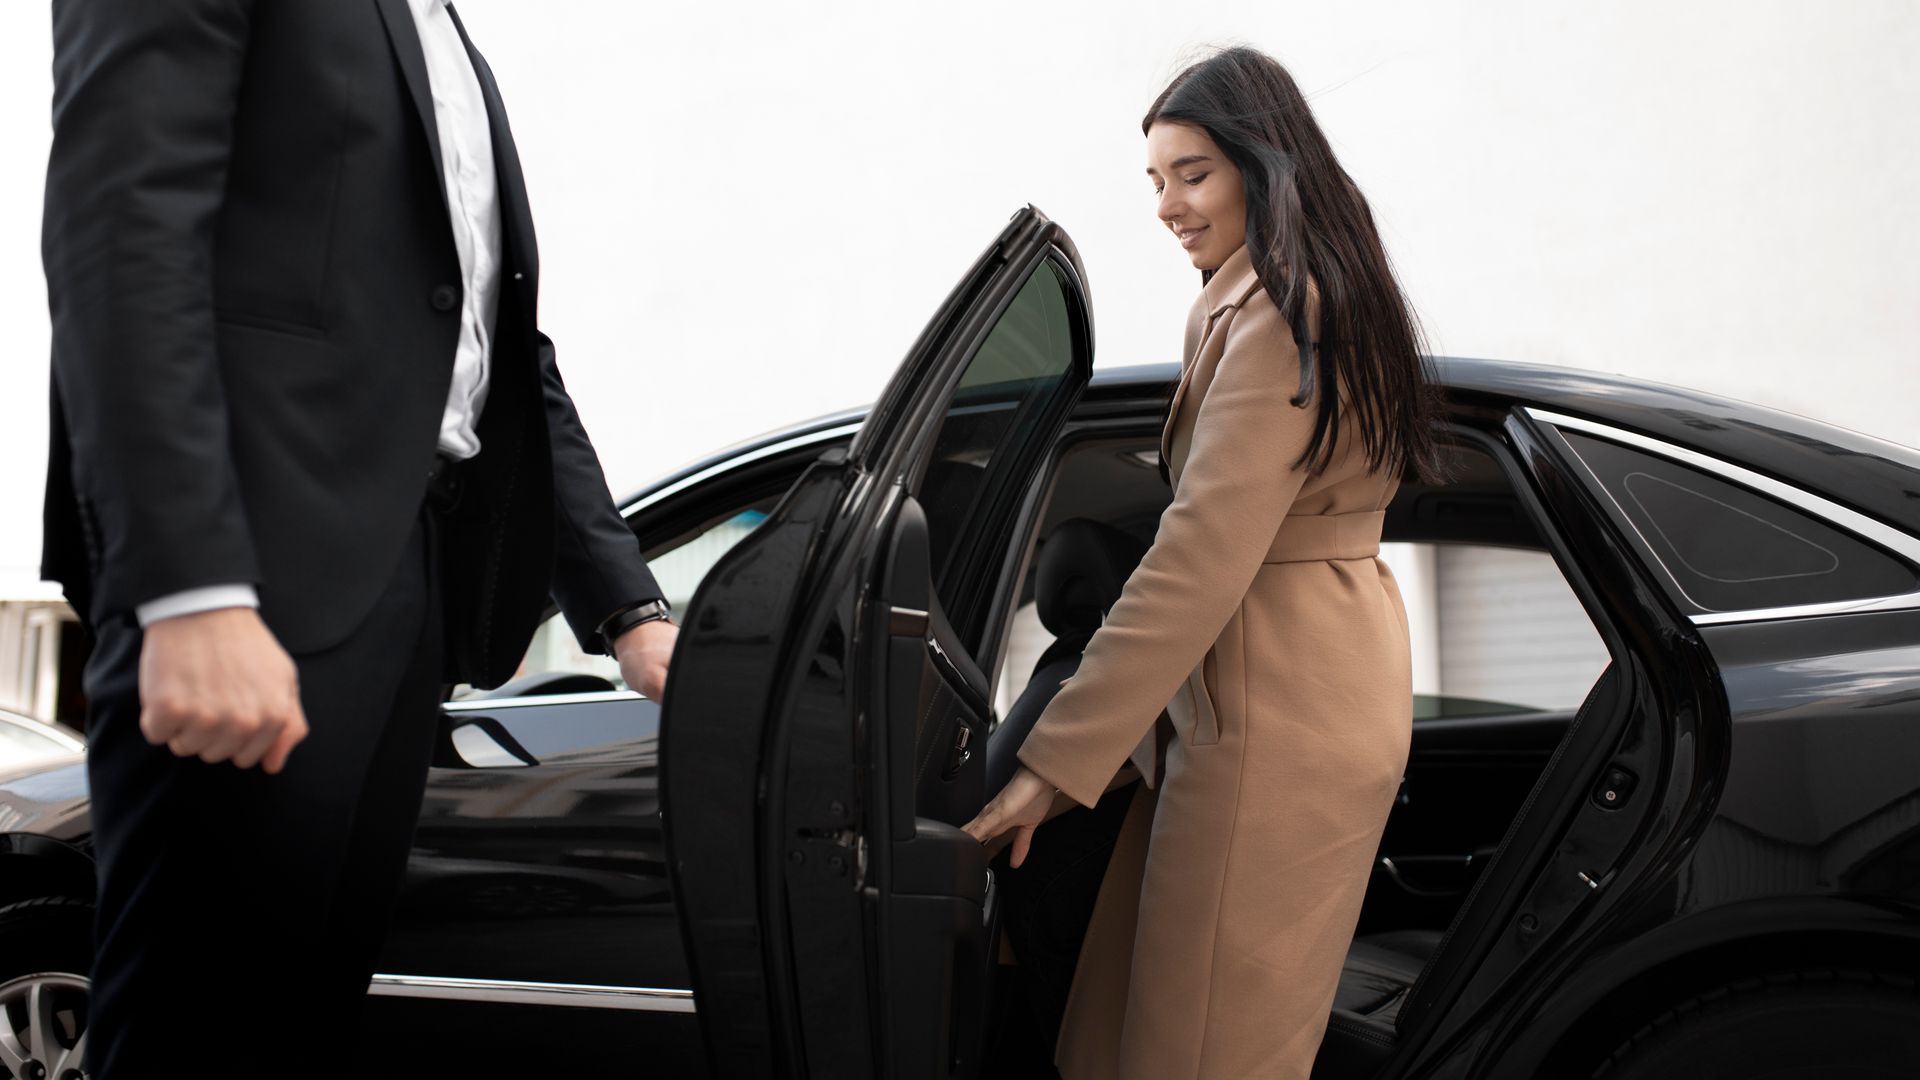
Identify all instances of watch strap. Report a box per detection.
[600,598,672,651]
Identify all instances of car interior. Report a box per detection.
[975,429,1621,1076]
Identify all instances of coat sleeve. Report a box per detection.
[1016,292,1319,808]
[42,0,262,613]
[537,331,667,653]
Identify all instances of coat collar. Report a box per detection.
[1201,242,1264,317]
[1159,243,1266,475]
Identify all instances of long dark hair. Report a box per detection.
[1146,46,1444,483]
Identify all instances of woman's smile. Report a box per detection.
[1174,224,1208,249]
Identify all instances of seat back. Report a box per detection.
[984,518,1147,796]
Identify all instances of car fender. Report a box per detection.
[0,832,96,908]
[1494,893,1920,1072]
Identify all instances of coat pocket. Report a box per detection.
[1167,663,1221,747]
[1189,663,1221,746]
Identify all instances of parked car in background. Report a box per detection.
[0,708,83,770]
[3,208,1918,1079]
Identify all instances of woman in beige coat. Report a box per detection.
[963,47,1445,1079]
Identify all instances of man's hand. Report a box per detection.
[613,619,677,701]
[138,607,308,773]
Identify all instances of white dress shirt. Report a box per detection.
[136,0,504,628]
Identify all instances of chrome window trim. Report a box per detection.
[618,422,864,520]
[1525,408,1920,625]
[368,973,694,1013]
[442,689,646,712]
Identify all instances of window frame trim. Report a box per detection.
[619,422,866,521]
[1527,407,1920,625]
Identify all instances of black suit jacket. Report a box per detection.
[41,0,661,687]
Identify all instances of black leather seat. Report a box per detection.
[987,518,1150,1063]
[985,517,1148,797]
[1315,929,1443,1075]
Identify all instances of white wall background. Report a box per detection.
[3,0,1917,588]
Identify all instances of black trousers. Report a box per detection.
[82,499,449,1079]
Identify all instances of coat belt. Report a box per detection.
[1263,510,1386,563]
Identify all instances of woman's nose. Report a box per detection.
[1157,188,1183,222]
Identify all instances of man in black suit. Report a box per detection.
[40,2,679,1075]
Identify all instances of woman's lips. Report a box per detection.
[1178,225,1208,250]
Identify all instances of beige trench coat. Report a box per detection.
[1015,243,1414,1079]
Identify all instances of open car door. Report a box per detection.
[661,207,1093,1079]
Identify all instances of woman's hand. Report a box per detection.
[961,766,1055,868]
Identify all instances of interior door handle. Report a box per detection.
[1376,854,1475,897]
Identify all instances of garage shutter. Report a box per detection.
[1435,545,1610,712]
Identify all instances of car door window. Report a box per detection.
[1412,541,1612,714]
[914,262,1079,647]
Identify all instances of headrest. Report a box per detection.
[1035,518,1149,639]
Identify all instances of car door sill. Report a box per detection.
[366,973,696,1013]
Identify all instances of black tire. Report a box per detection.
[1589,969,1920,1080]
[0,896,93,982]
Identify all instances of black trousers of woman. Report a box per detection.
[81,492,453,1079]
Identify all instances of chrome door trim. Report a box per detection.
[442,689,646,712]
[1524,407,1920,625]
[367,973,696,1014]
[619,422,864,520]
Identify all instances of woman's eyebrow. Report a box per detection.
[1147,154,1213,176]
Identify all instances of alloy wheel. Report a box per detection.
[0,972,89,1080]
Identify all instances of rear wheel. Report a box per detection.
[0,896,94,1080]
[1589,969,1920,1079]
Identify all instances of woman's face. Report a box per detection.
[1146,120,1246,272]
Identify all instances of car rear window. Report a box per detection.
[1558,430,1919,614]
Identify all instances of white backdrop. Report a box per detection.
[3,0,1917,585]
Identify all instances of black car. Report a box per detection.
[3,208,1918,1079]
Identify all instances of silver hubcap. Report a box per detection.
[0,972,89,1080]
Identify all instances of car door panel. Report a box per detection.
[359,693,701,1070]
[663,207,1092,1080]
[1361,708,1572,931]
[873,494,1003,1079]
[372,695,675,987]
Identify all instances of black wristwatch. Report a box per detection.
[600,598,673,652]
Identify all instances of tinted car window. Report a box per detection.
[484,508,772,696]
[1560,430,1919,613]
[916,262,1078,638]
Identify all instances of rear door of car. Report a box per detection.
[660,207,1093,1080]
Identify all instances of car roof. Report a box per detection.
[622,357,1919,532]
[0,709,86,752]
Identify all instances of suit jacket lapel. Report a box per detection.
[371,0,449,217]
[445,4,540,296]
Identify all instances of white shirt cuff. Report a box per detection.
[135,584,261,627]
